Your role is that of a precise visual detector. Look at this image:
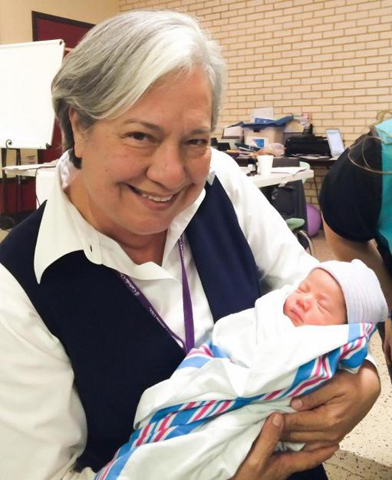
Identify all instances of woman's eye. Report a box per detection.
[187,138,208,146]
[127,132,151,142]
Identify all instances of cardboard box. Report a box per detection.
[244,126,284,147]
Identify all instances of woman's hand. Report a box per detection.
[230,414,338,480]
[383,318,392,366]
[282,361,380,448]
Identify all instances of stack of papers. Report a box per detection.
[271,167,307,174]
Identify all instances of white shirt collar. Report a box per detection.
[34,152,208,284]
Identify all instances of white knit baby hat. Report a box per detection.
[313,259,388,324]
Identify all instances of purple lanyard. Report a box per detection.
[117,235,195,354]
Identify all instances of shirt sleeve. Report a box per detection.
[0,265,95,480]
[319,134,382,242]
[210,150,318,290]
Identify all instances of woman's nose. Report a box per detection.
[147,143,186,190]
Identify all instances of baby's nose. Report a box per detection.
[298,293,312,310]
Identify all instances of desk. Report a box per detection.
[241,166,314,188]
[297,157,336,200]
[2,163,56,177]
[297,157,336,169]
[2,164,56,207]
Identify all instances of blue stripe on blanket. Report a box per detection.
[340,346,369,370]
[210,343,229,358]
[178,356,210,369]
[348,323,361,342]
[177,341,229,370]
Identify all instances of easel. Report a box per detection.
[0,39,65,230]
[0,140,19,230]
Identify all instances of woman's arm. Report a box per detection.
[0,266,95,480]
[323,221,392,308]
[282,360,380,447]
[323,221,392,364]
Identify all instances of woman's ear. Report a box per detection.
[69,108,87,158]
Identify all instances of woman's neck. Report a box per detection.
[120,231,167,265]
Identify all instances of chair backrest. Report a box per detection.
[299,161,311,184]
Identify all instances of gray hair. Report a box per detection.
[51,10,226,167]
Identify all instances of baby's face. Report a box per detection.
[284,269,346,327]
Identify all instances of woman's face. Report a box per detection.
[283,269,347,327]
[69,68,212,244]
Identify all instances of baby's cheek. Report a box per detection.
[283,299,290,316]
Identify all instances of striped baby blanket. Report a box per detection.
[95,286,377,480]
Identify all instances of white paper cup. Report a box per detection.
[257,155,274,176]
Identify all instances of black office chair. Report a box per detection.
[264,159,314,255]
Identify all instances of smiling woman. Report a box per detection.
[0,10,382,480]
[66,69,213,263]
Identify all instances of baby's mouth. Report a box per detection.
[130,186,174,203]
[291,308,304,324]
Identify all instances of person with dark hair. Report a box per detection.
[320,113,392,380]
[0,11,381,480]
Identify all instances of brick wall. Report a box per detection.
[119,0,392,205]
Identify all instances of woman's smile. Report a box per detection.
[127,185,177,205]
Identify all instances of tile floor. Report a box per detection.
[0,227,390,478]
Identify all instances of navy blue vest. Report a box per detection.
[0,178,264,472]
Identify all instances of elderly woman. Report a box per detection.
[0,10,380,480]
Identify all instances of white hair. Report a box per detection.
[52,10,226,167]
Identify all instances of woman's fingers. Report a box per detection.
[283,363,380,445]
[233,414,283,476]
[276,444,339,474]
[232,414,338,480]
[249,414,284,465]
[282,408,336,443]
[231,414,286,480]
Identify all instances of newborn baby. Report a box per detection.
[284,259,385,327]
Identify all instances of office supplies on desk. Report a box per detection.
[326,128,345,159]
[257,155,274,176]
[235,143,259,152]
[297,155,333,161]
[285,134,330,157]
[271,166,308,174]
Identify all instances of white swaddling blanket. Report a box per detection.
[96,287,376,480]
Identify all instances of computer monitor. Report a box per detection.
[326,129,345,158]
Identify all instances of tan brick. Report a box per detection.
[335,5,358,15]
[367,40,391,49]
[332,36,356,45]
[303,32,324,41]
[366,55,390,65]
[302,16,324,27]
[367,87,391,95]
[370,23,392,33]
[379,63,392,71]
[291,70,312,78]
